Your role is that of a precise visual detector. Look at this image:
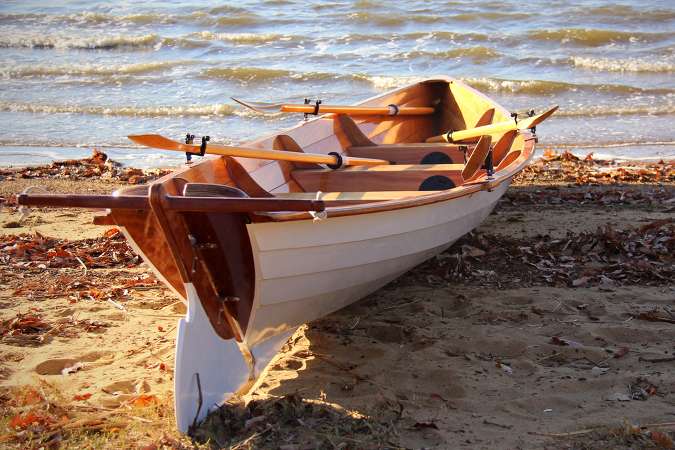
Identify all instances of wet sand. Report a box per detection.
[0,154,673,449]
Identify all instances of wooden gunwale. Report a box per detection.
[17,193,326,213]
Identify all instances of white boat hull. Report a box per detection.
[173,180,509,431]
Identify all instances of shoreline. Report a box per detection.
[0,152,673,448]
[1,141,674,171]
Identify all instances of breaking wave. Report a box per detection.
[557,106,675,117]
[346,12,442,26]
[0,34,162,50]
[570,56,675,73]
[399,46,501,62]
[527,28,673,46]
[0,10,261,27]
[451,11,531,21]
[463,77,675,96]
[189,31,299,45]
[582,5,675,22]
[2,61,184,78]
[201,67,293,82]
[0,102,237,117]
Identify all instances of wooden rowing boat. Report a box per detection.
[18,77,553,432]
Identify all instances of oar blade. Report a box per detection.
[461,135,492,181]
[128,134,194,152]
[491,129,518,165]
[231,97,284,114]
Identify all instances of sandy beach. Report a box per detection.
[0,153,673,449]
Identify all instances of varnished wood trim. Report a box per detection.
[347,144,467,164]
[18,193,148,209]
[263,132,535,221]
[292,164,464,193]
[164,195,325,213]
[224,157,274,198]
[273,135,322,169]
[275,190,441,201]
[334,114,376,147]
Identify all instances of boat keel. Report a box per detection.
[174,283,251,432]
[174,283,299,433]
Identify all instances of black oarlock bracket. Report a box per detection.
[184,133,210,163]
[200,136,210,155]
[185,133,195,163]
[511,112,518,124]
[327,151,344,170]
[303,98,322,120]
[528,109,536,134]
[484,146,494,178]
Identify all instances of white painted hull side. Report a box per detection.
[244,181,509,346]
[173,181,509,432]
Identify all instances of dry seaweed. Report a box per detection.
[407,219,674,288]
[0,149,170,194]
[190,394,396,449]
[514,150,674,186]
[1,229,139,271]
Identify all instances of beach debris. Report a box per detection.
[129,394,159,408]
[0,383,136,446]
[61,362,84,375]
[413,218,674,289]
[495,361,513,374]
[605,393,631,402]
[613,346,630,359]
[0,313,52,346]
[629,377,658,400]
[639,355,675,363]
[0,150,171,197]
[413,421,439,430]
[550,336,583,347]
[515,150,674,186]
[190,393,393,448]
[483,419,513,430]
[1,229,139,271]
[634,309,675,324]
[591,366,609,376]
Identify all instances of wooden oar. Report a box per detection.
[231,97,435,116]
[128,134,390,168]
[461,135,491,180]
[426,106,558,143]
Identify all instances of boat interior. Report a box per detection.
[122,79,531,214]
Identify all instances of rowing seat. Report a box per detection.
[334,114,468,164]
[275,190,441,205]
[291,163,471,192]
[183,183,249,198]
[182,182,440,207]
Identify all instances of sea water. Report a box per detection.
[0,0,673,167]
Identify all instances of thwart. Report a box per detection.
[18,77,555,433]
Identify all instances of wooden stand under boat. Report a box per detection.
[18,77,551,433]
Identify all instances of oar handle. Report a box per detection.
[199,143,387,167]
[426,106,558,143]
[128,134,390,168]
[280,104,435,116]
